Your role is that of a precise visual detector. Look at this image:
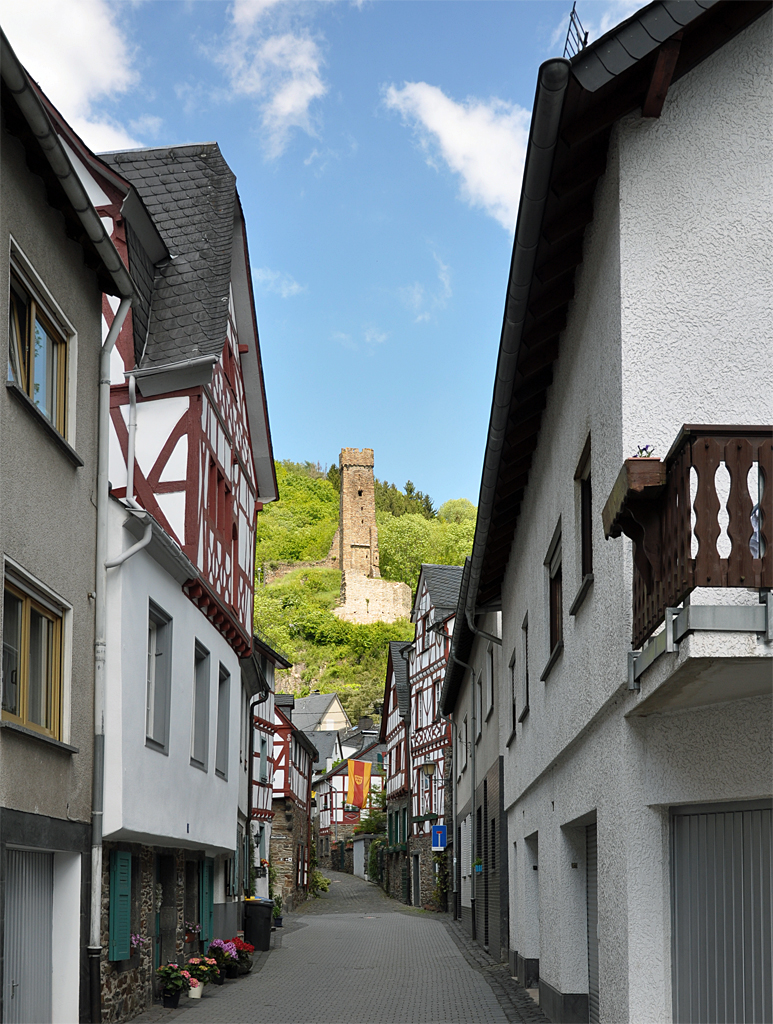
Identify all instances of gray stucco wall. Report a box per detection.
[0,108,102,823]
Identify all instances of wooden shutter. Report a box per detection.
[108,851,132,961]
[199,859,214,943]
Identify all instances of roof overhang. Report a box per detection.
[467,0,771,617]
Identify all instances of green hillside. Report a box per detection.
[253,461,476,720]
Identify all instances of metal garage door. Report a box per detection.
[672,802,772,1023]
[3,850,53,1024]
[586,823,599,1024]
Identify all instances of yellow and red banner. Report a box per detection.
[346,759,372,809]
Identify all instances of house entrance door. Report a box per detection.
[3,850,52,1024]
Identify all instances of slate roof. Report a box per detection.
[309,730,341,767]
[389,641,412,721]
[290,693,345,733]
[100,143,236,369]
[416,564,464,622]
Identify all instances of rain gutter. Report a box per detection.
[465,58,570,628]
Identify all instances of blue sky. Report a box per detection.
[5,0,640,506]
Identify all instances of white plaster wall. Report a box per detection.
[618,13,773,455]
[103,500,242,853]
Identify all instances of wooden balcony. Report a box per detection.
[603,425,772,649]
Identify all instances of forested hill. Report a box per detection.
[252,461,476,720]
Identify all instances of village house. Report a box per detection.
[315,735,385,871]
[20,96,279,1016]
[444,3,772,1022]
[381,565,462,908]
[271,695,317,911]
[0,30,134,1024]
[440,559,508,961]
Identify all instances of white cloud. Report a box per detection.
[385,82,531,230]
[363,327,388,348]
[129,114,164,140]
[253,268,306,298]
[2,0,142,151]
[333,326,388,352]
[400,251,452,323]
[219,3,328,158]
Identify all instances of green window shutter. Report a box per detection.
[108,851,132,961]
[199,859,214,943]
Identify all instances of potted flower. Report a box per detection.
[272,893,283,928]
[186,956,219,996]
[228,936,255,974]
[472,857,483,874]
[155,963,189,1008]
[257,857,269,878]
[130,933,149,957]
[208,939,239,981]
[184,920,201,944]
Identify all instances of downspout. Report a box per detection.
[90,296,131,1023]
[248,685,270,895]
[398,644,413,902]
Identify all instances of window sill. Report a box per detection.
[505,728,517,749]
[540,641,564,682]
[145,738,169,756]
[518,705,530,723]
[190,758,207,772]
[485,705,494,723]
[215,769,227,780]
[5,380,84,467]
[569,574,594,616]
[0,719,79,753]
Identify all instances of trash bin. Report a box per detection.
[243,898,274,951]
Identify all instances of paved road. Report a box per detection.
[133,872,549,1024]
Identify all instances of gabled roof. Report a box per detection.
[100,144,235,370]
[440,558,474,716]
[467,0,769,615]
[412,564,464,623]
[317,739,385,782]
[291,693,350,733]
[309,730,341,767]
[389,641,412,722]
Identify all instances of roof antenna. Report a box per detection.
[563,1,589,58]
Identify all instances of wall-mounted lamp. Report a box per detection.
[422,761,436,778]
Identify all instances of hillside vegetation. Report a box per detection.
[253,461,477,719]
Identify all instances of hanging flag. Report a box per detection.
[346,759,372,809]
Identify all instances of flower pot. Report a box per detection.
[215,968,225,985]
[274,916,283,928]
[238,959,253,975]
[225,962,239,979]
[188,982,203,1000]
[162,990,181,1009]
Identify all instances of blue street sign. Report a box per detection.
[431,825,447,851]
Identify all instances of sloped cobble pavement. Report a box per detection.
[131,871,550,1024]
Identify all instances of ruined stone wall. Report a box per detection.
[334,570,411,624]
[339,448,379,577]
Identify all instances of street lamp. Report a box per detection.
[422,761,436,778]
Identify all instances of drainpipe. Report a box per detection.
[452,652,476,939]
[398,643,413,901]
[247,686,270,895]
[90,296,131,1023]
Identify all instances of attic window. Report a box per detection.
[358,490,362,496]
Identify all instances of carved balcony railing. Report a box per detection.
[603,425,772,649]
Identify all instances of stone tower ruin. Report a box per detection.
[333,447,411,624]
[339,447,380,577]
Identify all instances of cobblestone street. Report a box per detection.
[132,872,549,1024]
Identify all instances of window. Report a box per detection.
[576,436,593,578]
[545,522,563,655]
[146,602,172,752]
[2,577,63,739]
[491,819,496,872]
[461,717,468,769]
[519,616,530,722]
[486,645,495,716]
[475,674,482,739]
[259,736,268,782]
[191,642,209,769]
[402,806,408,843]
[8,272,68,435]
[388,812,394,845]
[215,665,230,778]
[510,650,517,732]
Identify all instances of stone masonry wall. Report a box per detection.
[270,797,309,913]
[339,448,379,576]
[334,570,411,624]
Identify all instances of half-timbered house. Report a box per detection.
[271,698,317,911]
[316,738,385,870]
[249,635,289,900]
[380,641,411,899]
[32,118,278,1019]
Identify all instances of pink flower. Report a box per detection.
[181,971,190,978]
[190,979,200,988]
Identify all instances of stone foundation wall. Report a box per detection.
[334,571,411,624]
[270,797,310,912]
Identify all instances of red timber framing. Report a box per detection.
[251,710,275,822]
[82,163,258,659]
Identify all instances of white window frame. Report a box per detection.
[190,641,209,770]
[146,601,172,753]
